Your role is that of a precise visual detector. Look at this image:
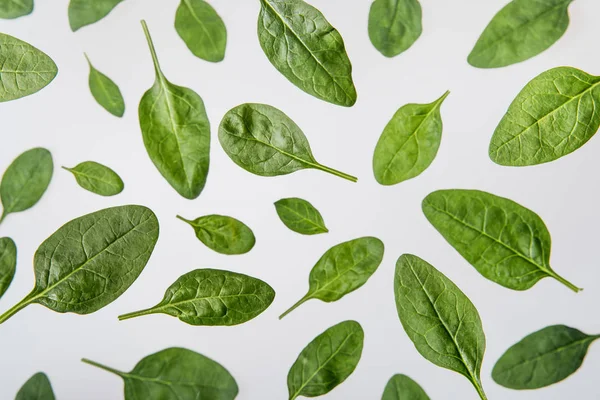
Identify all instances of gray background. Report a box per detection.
[1,0,599,399]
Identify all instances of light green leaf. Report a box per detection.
[16,372,55,400]
[382,374,430,400]
[274,197,328,235]
[85,53,125,117]
[175,0,227,62]
[0,0,33,19]
[68,0,124,31]
[63,161,124,196]
[177,214,255,255]
[368,0,422,58]
[0,237,16,300]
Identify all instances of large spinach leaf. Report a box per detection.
[175,0,227,62]
[68,0,124,31]
[274,197,328,235]
[16,372,55,400]
[0,237,16,299]
[85,53,125,117]
[0,0,33,19]
[63,161,124,196]
[368,0,422,58]
[177,214,255,255]
[382,374,430,400]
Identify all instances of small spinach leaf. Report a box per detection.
[422,189,580,292]
[82,347,238,400]
[139,20,211,199]
[0,205,159,325]
[16,372,55,400]
[382,374,430,400]
[119,269,275,326]
[373,91,449,185]
[63,161,124,196]
[177,214,255,255]
[280,237,384,319]
[1,148,53,224]
[0,0,33,19]
[274,197,328,235]
[175,0,227,62]
[395,254,487,400]
[85,53,125,117]
[368,0,422,58]
[68,0,124,31]
[219,103,357,182]
[0,237,16,300]
[288,320,363,400]
[492,325,600,390]
[258,0,357,106]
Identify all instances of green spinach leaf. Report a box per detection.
[274,197,328,235]
[422,189,580,292]
[63,161,124,196]
[395,254,487,400]
[280,237,384,319]
[119,268,275,325]
[85,53,125,117]
[175,0,227,62]
[288,320,363,400]
[0,205,159,325]
[489,67,600,166]
[493,325,600,390]
[469,0,573,68]
[368,0,422,58]
[68,0,124,31]
[139,20,211,199]
[177,214,255,255]
[0,0,33,19]
[0,34,57,102]
[82,347,238,400]
[1,148,53,224]
[16,372,55,400]
[373,91,449,185]
[258,0,357,106]
[382,374,430,400]
[0,237,16,300]
[219,103,357,182]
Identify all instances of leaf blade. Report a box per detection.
[0,0,33,19]
[177,214,255,255]
[382,374,430,400]
[68,0,124,31]
[63,161,124,196]
[86,54,125,117]
[368,0,422,57]
[274,197,328,235]
[175,0,227,62]
[16,372,55,400]
[0,237,16,299]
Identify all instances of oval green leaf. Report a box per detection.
[280,237,384,319]
[1,148,53,224]
[219,103,357,182]
[177,214,255,255]
[395,254,487,400]
[85,54,125,117]
[82,347,238,400]
[258,0,357,106]
[373,91,449,185]
[68,0,124,31]
[274,197,328,235]
[139,20,211,199]
[0,237,16,300]
[119,269,275,326]
[16,372,55,400]
[0,205,159,325]
[63,161,124,196]
[492,325,599,390]
[489,66,600,166]
[382,374,430,400]
[422,189,580,292]
[0,0,33,19]
[468,0,573,68]
[175,0,227,62]
[368,0,422,58]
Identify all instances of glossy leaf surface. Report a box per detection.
[86,54,125,117]
[177,214,255,255]
[368,0,422,58]
[274,197,328,235]
[175,0,227,62]
[16,372,55,400]
[0,237,16,299]
[382,374,430,400]
[63,161,124,196]
[69,0,124,31]
[0,0,33,19]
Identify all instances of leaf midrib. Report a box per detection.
[155,292,265,314]
[278,203,326,231]
[70,168,120,190]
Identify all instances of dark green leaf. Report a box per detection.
[493,325,600,390]
[63,161,124,196]
[0,0,33,19]
[382,374,430,400]
[219,103,357,182]
[274,197,328,235]
[394,254,487,400]
[280,237,384,319]
[1,148,53,224]
[288,320,364,400]
[175,0,227,62]
[119,269,275,326]
[258,0,357,106]
[16,372,55,400]
[468,0,573,68]
[177,214,255,255]
[0,237,16,299]
[422,189,580,292]
[68,0,124,31]
[0,205,159,325]
[139,21,210,199]
[373,91,449,185]
[368,0,422,58]
[82,347,238,400]
[85,53,125,117]
[489,67,600,166]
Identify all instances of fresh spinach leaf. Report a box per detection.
[382,374,430,400]
[422,189,580,292]
[0,0,33,19]
[63,161,124,197]
[219,103,357,182]
[288,320,363,400]
[489,67,600,166]
[68,0,124,31]
[0,148,53,224]
[0,237,16,300]
[119,268,275,325]
[258,0,357,106]
[373,91,449,185]
[0,33,57,102]
[368,0,422,58]
[492,325,600,390]
[85,53,125,117]
[280,237,384,319]
[82,347,238,400]
[16,372,55,400]
[274,197,328,235]
[395,254,487,400]
[139,20,211,199]
[468,0,573,68]
[175,0,227,62]
[176,214,255,255]
[0,205,159,325]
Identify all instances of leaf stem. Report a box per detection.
[0,209,6,225]
[176,215,193,225]
[83,52,91,66]
[551,271,581,293]
[81,358,125,377]
[279,294,310,320]
[313,163,357,183]
[435,90,451,105]
[0,292,35,325]
[118,307,156,321]
[473,382,488,400]
[140,20,163,77]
